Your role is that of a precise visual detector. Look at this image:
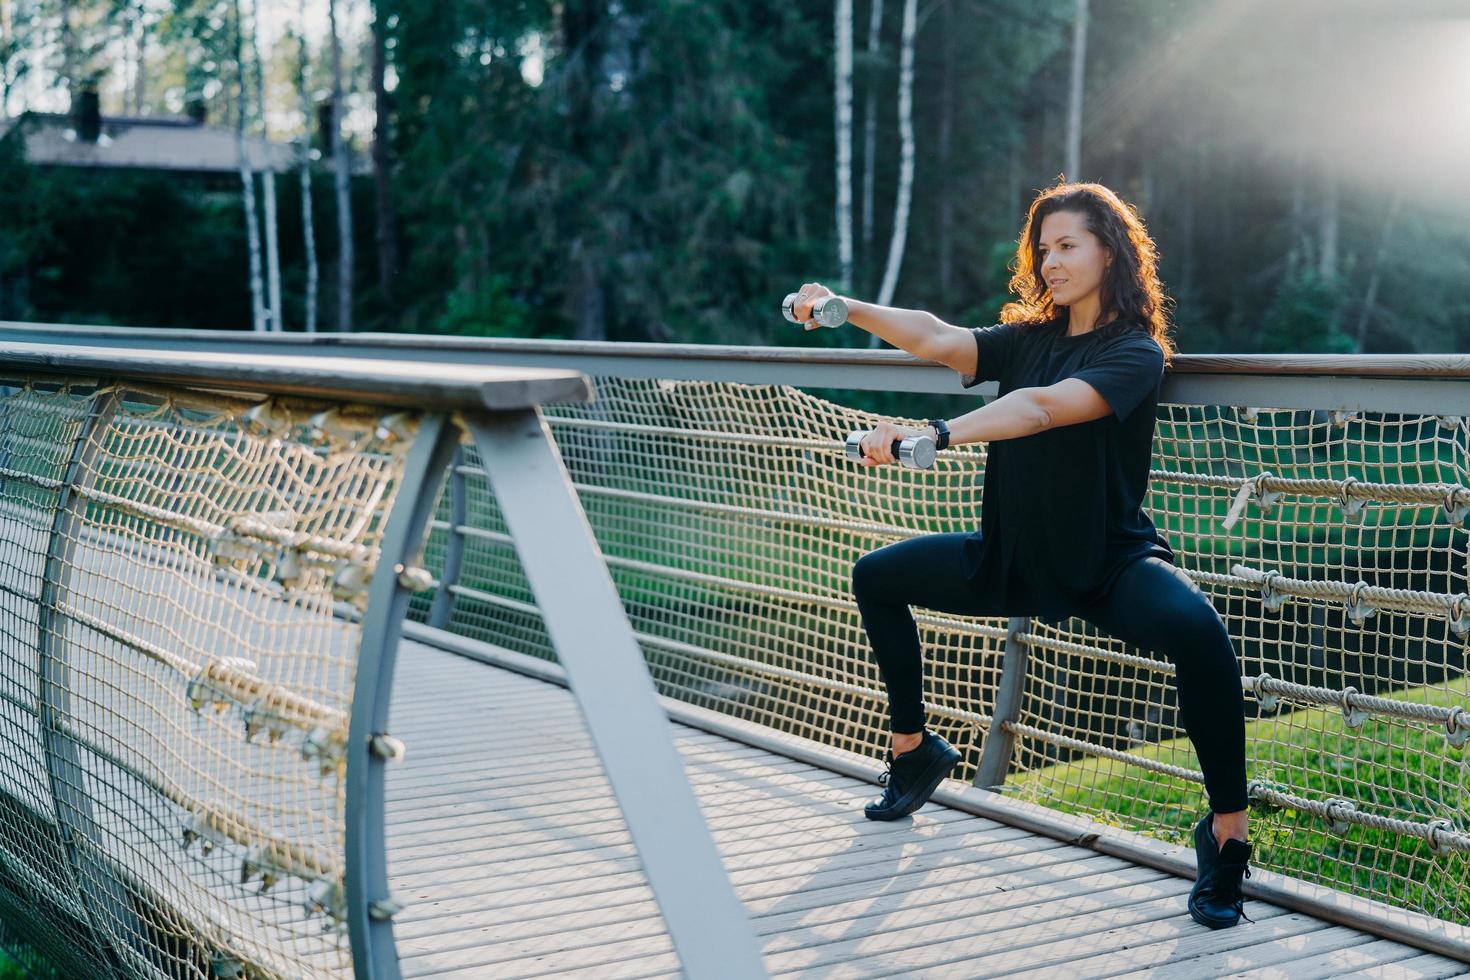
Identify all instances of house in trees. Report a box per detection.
[0,89,368,182]
[0,91,295,186]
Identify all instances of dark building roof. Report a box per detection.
[0,111,362,175]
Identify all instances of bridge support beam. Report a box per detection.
[425,445,466,631]
[36,385,145,975]
[466,408,768,980]
[974,615,1031,791]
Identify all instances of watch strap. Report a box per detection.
[926,418,950,451]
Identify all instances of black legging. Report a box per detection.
[852,530,1249,814]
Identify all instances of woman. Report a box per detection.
[789,180,1254,930]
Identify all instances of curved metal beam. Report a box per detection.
[36,385,142,975]
[344,412,461,980]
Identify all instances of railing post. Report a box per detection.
[36,384,142,974]
[345,411,462,980]
[464,407,767,979]
[426,445,467,631]
[974,615,1031,790]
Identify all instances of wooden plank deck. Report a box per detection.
[384,639,1470,979]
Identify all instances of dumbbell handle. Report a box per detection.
[783,292,848,328]
[845,430,936,469]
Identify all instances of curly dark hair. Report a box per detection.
[999,178,1177,366]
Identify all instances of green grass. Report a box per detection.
[0,943,56,979]
[1004,675,1470,921]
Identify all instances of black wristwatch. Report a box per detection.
[926,418,950,451]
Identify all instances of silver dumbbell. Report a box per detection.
[783,292,849,328]
[845,431,936,469]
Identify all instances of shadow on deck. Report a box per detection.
[384,640,1470,979]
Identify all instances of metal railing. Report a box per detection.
[0,338,765,979]
[407,339,1470,958]
[3,323,1470,965]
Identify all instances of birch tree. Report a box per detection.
[0,0,38,117]
[1353,189,1401,353]
[247,0,281,330]
[834,0,853,293]
[60,0,77,102]
[261,166,281,329]
[1318,171,1339,283]
[1065,0,1087,180]
[859,0,882,291]
[328,0,353,332]
[233,0,265,331]
[869,0,914,346]
[1318,167,1341,334]
[129,0,145,113]
[295,0,318,332]
[371,0,397,312]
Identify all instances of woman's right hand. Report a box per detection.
[857,420,914,466]
[792,282,837,330]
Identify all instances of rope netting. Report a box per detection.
[0,377,419,978]
[410,374,1470,924]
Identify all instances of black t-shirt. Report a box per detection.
[956,315,1175,622]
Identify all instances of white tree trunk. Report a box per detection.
[238,165,266,331]
[870,0,915,346]
[329,0,354,332]
[247,0,283,330]
[132,0,146,114]
[860,0,883,290]
[1353,189,1401,353]
[297,0,319,333]
[234,0,266,332]
[1,0,12,117]
[300,161,319,333]
[1319,166,1341,336]
[1065,0,1088,181]
[1318,171,1339,282]
[61,0,77,103]
[262,171,283,331]
[1286,148,1306,279]
[835,0,854,293]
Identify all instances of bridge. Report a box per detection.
[0,323,1466,978]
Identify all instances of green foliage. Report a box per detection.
[384,0,818,342]
[1256,266,1358,354]
[0,950,25,980]
[0,127,250,326]
[4,0,1468,355]
[0,128,44,318]
[435,273,535,337]
[956,239,1026,331]
[0,938,59,979]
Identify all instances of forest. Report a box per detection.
[0,0,1467,356]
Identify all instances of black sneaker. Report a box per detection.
[864,729,962,821]
[1188,810,1256,928]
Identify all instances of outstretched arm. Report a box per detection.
[841,298,949,360]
